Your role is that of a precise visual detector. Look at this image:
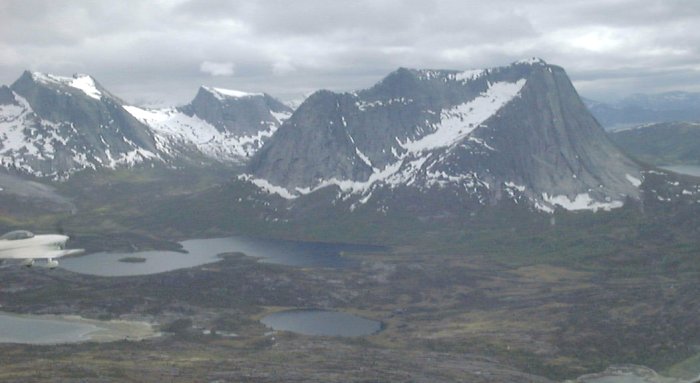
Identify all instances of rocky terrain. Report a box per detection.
[247,59,642,214]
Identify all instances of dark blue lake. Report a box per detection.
[60,236,383,276]
[261,309,382,337]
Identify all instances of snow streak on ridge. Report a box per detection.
[244,79,528,200]
[124,105,289,162]
[31,72,102,100]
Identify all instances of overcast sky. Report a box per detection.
[1,0,698,106]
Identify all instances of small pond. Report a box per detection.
[260,309,382,337]
[0,312,101,345]
[60,236,383,277]
[0,312,157,345]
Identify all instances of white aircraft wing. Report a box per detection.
[0,246,84,259]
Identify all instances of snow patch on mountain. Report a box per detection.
[201,86,264,100]
[356,97,413,111]
[515,57,547,66]
[239,175,296,199]
[401,80,526,153]
[124,105,279,161]
[541,193,624,212]
[626,174,642,187]
[455,69,484,82]
[1,93,66,162]
[270,110,293,124]
[245,78,528,201]
[0,92,158,178]
[32,72,102,100]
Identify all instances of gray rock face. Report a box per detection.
[440,63,641,206]
[180,87,292,136]
[1,71,159,178]
[0,86,15,104]
[249,59,642,212]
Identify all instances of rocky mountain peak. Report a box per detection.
[16,71,122,103]
[0,70,158,178]
[246,59,642,213]
[179,85,292,136]
[198,86,264,101]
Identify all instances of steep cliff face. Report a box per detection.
[247,59,643,212]
[181,86,292,136]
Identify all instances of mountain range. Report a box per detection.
[0,71,291,179]
[3,59,697,216]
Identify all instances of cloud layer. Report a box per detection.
[1,0,698,105]
[200,61,235,76]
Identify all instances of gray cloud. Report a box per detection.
[200,61,235,76]
[1,0,698,105]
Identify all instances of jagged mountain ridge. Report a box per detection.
[247,59,643,213]
[124,86,292,162]
[0,71,159,178]
[181,86,291,136]
[0,71,291,178]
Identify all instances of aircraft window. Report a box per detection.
[0,230,35,240]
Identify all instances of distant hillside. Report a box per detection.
[609,122,700,166]
[584,92,700,131]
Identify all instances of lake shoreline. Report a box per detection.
[0,311,160,345]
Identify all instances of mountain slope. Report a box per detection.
[247,59,643,213]
[124,86,292,162]
[1,72,159,179]
[0,71,292,178]
[609,122,700,166]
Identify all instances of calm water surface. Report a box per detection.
[659,165,700,177]
[61,236,383,276]
[0,313,100,344]
[260,309,382,337]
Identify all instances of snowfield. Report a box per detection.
[32,72,103,100]
[124,105,288,163]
